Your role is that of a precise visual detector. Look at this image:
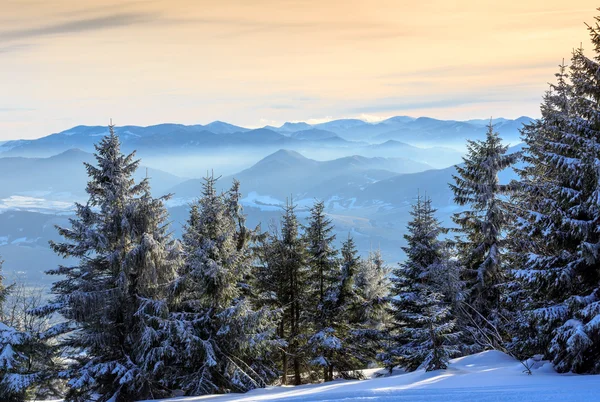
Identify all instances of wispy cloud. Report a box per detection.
[1,12,156,42]
[0,44,35,54]
[348,88,542,114]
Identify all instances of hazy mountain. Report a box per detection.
[169,149,432,201]
[0,115,531,158]
[362,140,463,167]
[204,121,249,134]
[369,116,530,147]
[290,129,339,140]
[0,210,75,285]
[2,143,525,286]
[0,149,186,199]
[309,115,531,146]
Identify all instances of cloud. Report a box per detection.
[347,89,541,114]
[379,60,559,80]
[1,12,156,42]
[162,15,411,41]
[0,44,35,54]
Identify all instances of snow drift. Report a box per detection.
[137,351,599,402]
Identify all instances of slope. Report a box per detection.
[139,351,599,402]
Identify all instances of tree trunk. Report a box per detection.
[280,320,287,385]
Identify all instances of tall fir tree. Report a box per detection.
[511,17,600,373]
[450,122,518,349]
[384,196,459,372]
[303,200,339,381]
[166,175,281,395]
[508,61,575,360]
[40,125,180,401]
[308,236,366,381]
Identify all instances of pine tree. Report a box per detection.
[511,17,600,373]
[0,280,62,402]
[166,175,281,395]
[384,196,459,372]
[508,61,575,360]
[254,199,311,385]
[0,259,28,402]
[450,122,518,349]
[39,125,180,401]
[303,200,339,381]
[355,249,392,333]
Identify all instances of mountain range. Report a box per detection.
[0,115,530,284]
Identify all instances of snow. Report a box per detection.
[0,195,75,213]
[135,351,599,402]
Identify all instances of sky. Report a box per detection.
[1,0,599,140]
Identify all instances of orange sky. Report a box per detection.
[1,0,599,139]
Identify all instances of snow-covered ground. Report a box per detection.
[138,351,599,402]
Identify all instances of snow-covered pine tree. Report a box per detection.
[0,259,28,402]
[0,281,62,401]
[166,175,281,395]
[255,199,309,385]
[0,321,30,402]
[40,124,181,401]
[124,188,181,398]
[450,121,518,349]
[355,249,392,334]
[511,17,600,373]
[303,200,339,381]
[328,236,383,378]
[508,61,575,361]
[304,200,338,306]
[384,195,459,372]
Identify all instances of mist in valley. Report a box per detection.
[0,116,526,287]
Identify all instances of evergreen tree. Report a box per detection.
[508,61,574,360]
[0,260,28,402]
[307,236,359,381]
[384,196,459,372]
[450,122,518,349]
[255,200,309,385]
[303,200,339,381]
[355,249,392,333]
[40,125,180,401]
[511,18,600,373]
[166,175,281,395]
[0,280,62,401]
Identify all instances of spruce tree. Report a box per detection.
[166,175,281,395]
[450,122,518,349]
[508,62,574,360]
[255,200,310,385]
[384,196,459,372]
[511,18,600,373]
[40,125,180,401]
[355,249,392,334]
[303,200,339,381]
[0,279,62,402]
[307,236,363,381]
[0,259,27,402]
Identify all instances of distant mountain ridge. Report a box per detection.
[0,149,185,199]
[1,116,533,159]
[169,149,434,201]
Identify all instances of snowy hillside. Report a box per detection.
[137,352,599,402]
